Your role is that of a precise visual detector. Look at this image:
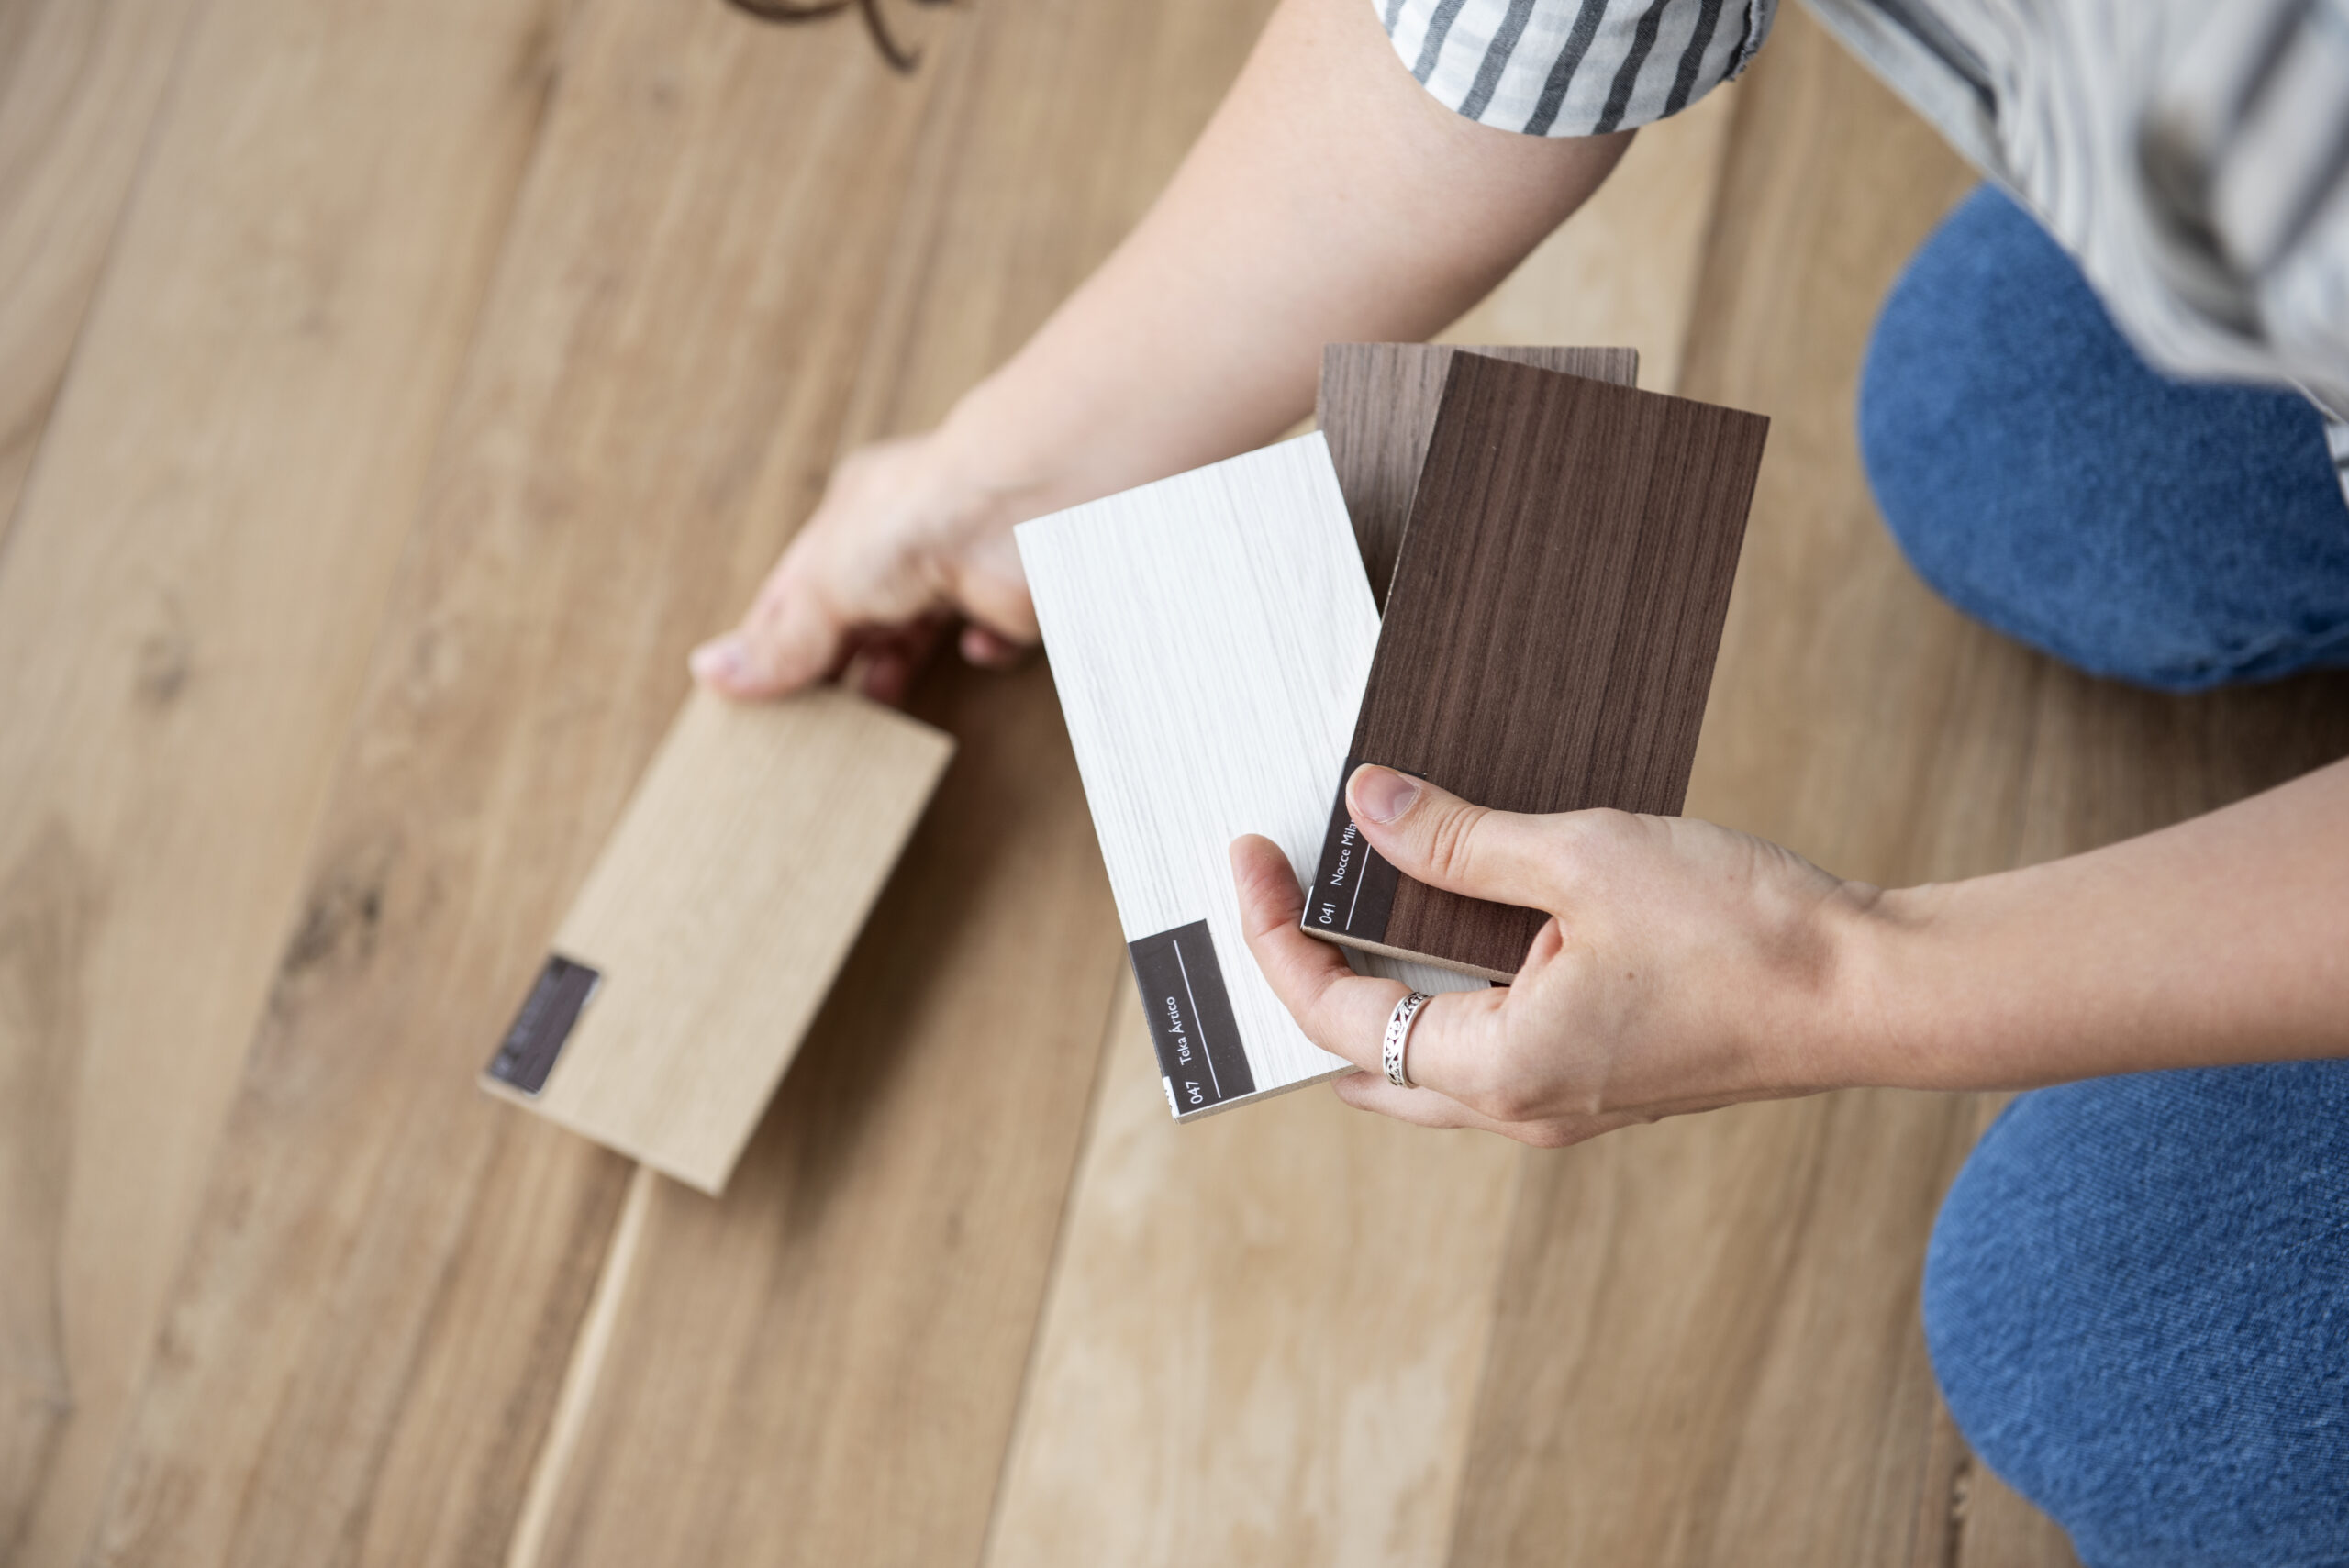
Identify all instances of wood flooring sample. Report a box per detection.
[1318,343,1638,607]
[1018,434,1480,1120]
[1307,353,1768,981]
[480,685,952,1193]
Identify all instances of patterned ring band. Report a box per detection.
[1383,991,1432,1088]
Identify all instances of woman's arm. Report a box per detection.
[1232,757,2349,1145]
[692,0,1630,700]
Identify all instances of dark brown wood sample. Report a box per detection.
[1318,344,1639,607]
[1306,353,1769,980]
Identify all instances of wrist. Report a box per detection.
[930,366,1112,526]
[1812,879,1970,1094]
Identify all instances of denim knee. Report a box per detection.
[1923,1064,2349,1568]
[1859,186,2349,692]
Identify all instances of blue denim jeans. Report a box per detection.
[1861,186,2349,693]
[1860,189,2349,1567]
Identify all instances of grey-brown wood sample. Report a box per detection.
[1317,343,1639,607]
[1306,352,1768,981]
[480,686,953,1193]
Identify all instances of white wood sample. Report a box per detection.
[479,685,953,1193]
[1017,434,1481,1120]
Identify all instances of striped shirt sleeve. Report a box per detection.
[1381,0,1777,137]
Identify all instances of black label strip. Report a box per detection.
[484,953,601,1095]
[1303,755,1414,946]
[1127,919,1256,1117]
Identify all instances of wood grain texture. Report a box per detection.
[1317,344,1637,608]
[984,51,1737,1568]
[0,0,202,549]
[482,687,952,1193]
[1316,355,1767,980]
[522,659,1129,1568]
[83,4,950,1562]
[982,984,1517,1567]
[1020,435,1481,1113]
[1454,1091,1985,1566]
[0,0,572,1559]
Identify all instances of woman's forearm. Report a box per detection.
[933,0,1630,512]
[1854,754,2349,1091]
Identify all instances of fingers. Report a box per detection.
[1326,1071,1512,1133]
[1230,835,1402,1074]
[959,623,1033,670]
[845,618,952,706]
[691,550,848,699]
[1329,1071,1645,1149]
[1346,766,1566,912]
[1230,834,1509,1098]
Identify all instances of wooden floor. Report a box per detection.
[6,1,2346,1562]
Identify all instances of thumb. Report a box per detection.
[691,554,851,699]
[1345,765,1563,913]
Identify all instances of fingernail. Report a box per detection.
[1351,766,1419,824]
[689,637,743,682]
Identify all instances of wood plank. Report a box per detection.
[982,41,1736,1568]
[1019,433,1481,1117]
[1316,343,1638,607]
[1310,355,1767,980]
[0,0,574,1559]
[480,687,952,1194]
[982,985,1519,1565]
[82,4,952,1562]
[1445,13,2003,1563]
[0,0,203,548]
[520,658,1128,1567]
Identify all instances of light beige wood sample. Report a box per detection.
[480,687,952,1194]
[0,0,570,1559]
[83,4,952,1563]
[516,662,1130,1568]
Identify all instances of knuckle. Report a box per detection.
[1423,804,1491,884]
[1486,1082,1547,1123]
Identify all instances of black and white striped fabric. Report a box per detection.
[1383,0,2349,502]
[1381,0,1766,136]
[1379,0,1776,136]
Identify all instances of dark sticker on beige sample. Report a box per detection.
[485,953,601,1095]
[1127,920,1255,1117]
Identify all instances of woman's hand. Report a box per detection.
[1231,765,1887,1146]
[686,0,1631,706]
[688,427,1043,706]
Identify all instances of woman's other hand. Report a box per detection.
[688,0,1630,706]
[687,427,1041,706]
[1231,765,1886,1147]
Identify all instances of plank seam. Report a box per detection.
[972,958,1129,1568]
[505,1162,658,1568]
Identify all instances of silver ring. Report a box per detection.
[1383,991,1431,1087]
